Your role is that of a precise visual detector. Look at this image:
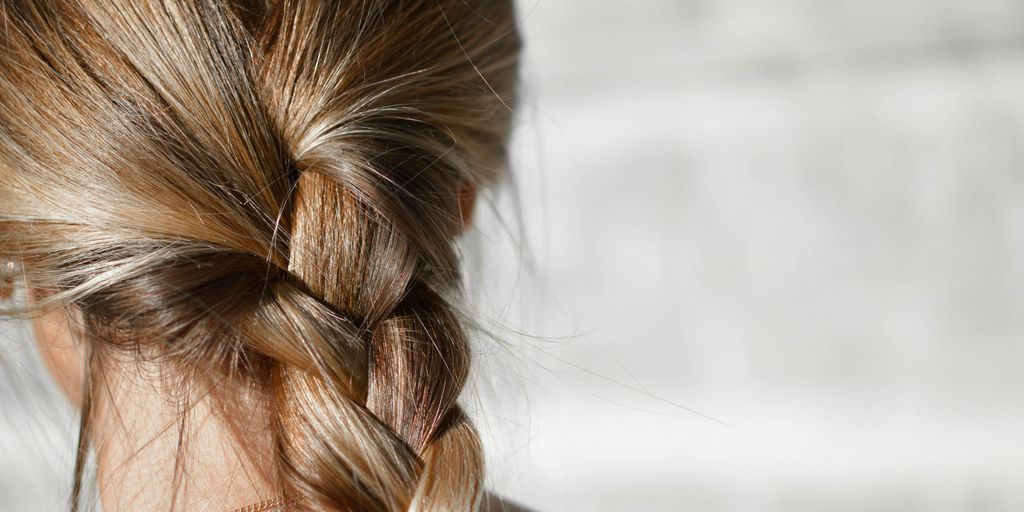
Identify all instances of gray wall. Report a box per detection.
[4,1,1024,511]
[476,1,1024,511]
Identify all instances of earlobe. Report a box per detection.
[456,181,477,235]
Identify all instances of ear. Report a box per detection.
[455,181,477,235]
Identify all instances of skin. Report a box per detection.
[26,185,532,512]
[30,292,281,511]
[30,301,84,408]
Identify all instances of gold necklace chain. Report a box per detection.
[228,496,293,512]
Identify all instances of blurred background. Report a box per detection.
[5,0,1024,511]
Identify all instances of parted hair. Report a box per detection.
[0,0,520,510]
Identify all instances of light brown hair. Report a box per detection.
[0,0,520,510]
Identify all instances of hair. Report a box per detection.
[0,1,520,510]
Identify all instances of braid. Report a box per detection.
[270,169,480,510]
[0,0,520,511]
[255,2,519,507]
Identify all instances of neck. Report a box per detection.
[91,357,278,512]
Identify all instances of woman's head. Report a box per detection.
[0,1,520,510]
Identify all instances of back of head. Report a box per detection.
[0,0,520,510]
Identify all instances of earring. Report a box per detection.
[0,260,16,299]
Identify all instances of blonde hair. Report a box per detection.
[0,1,520,510]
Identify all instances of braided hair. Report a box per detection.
[0,1,520,510]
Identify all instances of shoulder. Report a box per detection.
[482,493,535,512]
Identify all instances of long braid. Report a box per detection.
[272,171,480,510]
[255,2,518,508]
